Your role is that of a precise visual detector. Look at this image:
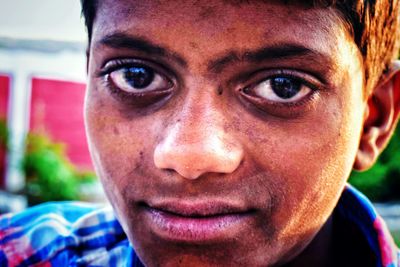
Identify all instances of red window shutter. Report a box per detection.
[0,75,9,119]
[30,78,92,170]
[0,75,10,188]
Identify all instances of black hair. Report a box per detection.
[81,0,97,42]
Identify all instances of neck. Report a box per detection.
[285,216,334,267]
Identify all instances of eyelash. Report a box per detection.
[236,69,323,117]
[245,69,320,90]
[99,59,174,105]
[244,69,320,94]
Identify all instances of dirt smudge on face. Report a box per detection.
[113,126,120,135]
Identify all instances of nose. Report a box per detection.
[153,99,243,180]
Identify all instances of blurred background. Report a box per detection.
[0,0,104,212]
[0,0,398,244]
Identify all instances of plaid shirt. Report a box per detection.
[0,185,398,267]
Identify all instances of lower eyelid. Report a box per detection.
[101,73,174,106]
[239,85,319,110]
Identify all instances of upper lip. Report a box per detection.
[144,200,252,217]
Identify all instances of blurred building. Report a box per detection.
[0,1,90,210]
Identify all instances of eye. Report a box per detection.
[248,76,312,103]
[238,71,322,118]
[109,65,172,93]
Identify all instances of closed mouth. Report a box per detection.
[140,200,255,242]
[141,200,254,217]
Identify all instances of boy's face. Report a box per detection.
[85,1,366,266]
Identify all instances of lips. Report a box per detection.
[141,200,254,242]
[146,201,249,216]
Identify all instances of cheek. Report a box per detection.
[241,89,364,236]
[85,91,157,201]
[85,96,163,238]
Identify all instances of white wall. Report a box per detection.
[0,0,86,43]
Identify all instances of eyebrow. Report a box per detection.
[207,45,327,73]
[97,32,329,73]
[97,33,188,67]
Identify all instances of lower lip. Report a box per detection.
[144,208,251,242]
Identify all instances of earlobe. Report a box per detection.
[354,61,400,171]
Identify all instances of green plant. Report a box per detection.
[0,119,8,187]
[23,132,96,203]
[349,126,400,202]
[392,231,400,247]
[0,119,7,148]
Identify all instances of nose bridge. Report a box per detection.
[166,99,225,155]
[178,91,223,140]
[153,88,243,179]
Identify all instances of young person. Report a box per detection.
[1,1,399,266]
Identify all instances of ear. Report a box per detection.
[354,61,400,171]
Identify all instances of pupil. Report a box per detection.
[271,77,301,99]
[124,67,154,89]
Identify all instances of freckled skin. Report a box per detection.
[84,1,367,266]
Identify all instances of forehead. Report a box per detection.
[91,0,360,80]
[92,1,347,48]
